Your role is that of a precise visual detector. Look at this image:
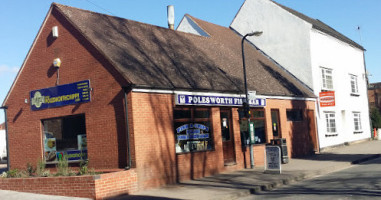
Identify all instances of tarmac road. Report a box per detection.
[240,157,381,200]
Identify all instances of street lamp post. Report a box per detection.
[241,31,262,169]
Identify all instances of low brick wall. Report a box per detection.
[0,169,138,199]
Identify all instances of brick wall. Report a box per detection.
[0,169,138,199]
[5,8,128,170]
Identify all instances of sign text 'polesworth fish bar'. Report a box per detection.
[30,80,91,111]
[175,93,266,107]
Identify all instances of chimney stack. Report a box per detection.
[167,5,175,30]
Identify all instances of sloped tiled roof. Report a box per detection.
[272,1,364,50]
[54,3,315,98]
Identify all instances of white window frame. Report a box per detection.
[353,112,362,133]
[321,67,333,90]
[324,112,337,137]
[350,74,359,95]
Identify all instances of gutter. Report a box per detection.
[0,106,9,171]
[122,87,132,170]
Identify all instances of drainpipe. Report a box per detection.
[122,87,132,170]
[0,106,9,171]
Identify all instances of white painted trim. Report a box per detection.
[2,6,54,107]
[131,88,316,101]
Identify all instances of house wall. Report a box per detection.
[5,8,128,170]
[230,0,314,88]
[310,30,371,148]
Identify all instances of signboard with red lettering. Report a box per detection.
[319,91,335,107]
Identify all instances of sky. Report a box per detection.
[0,0,380,123]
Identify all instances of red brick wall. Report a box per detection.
[130,93,317,191]
[265,99,317,157]
[5,8,128,170]
[0,170,138,199]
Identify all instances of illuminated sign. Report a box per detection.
[175,93,266,107]
[30,80,90,111]
[319,91,335,107]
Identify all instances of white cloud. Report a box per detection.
[0,65,19,74]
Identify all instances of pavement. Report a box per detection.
[0,139,380,200]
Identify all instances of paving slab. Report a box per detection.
[119,140,381,200]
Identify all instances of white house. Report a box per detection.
[0,124,6,161]
[229,0,371,149]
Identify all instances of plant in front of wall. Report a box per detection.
[371,108,381,129]
[5,169,28,178]
[26,163,36,176]
[56,157,74,176]
[36,159,50,177]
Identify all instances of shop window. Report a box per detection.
[286,110,303,121]
[42,114,87,163]
[321,67,333,90]
[353,112,362,133]
[251,109,266,144]
[174,107,213,153]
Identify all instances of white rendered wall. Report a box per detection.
[230,0,314,88]
[177,15,210,37]
[310,29,371,148]
[0,130,6,159]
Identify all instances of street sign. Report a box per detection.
[248,91,256,102]
[249,122,255,144]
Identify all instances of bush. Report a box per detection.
[36,159,50,177]
[371,108,381,128]
[56,157,74,176]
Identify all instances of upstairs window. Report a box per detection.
[321,67,333,90]
[353,112,362,133]
[350,75,359,95]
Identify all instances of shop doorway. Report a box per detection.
[271,109,281,139]
[220,109,236,164]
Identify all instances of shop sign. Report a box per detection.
[175,93,266,107]
[265,146,281,174]
[57,150,88,161]
[319,91,335,107]
[30,80,91,111]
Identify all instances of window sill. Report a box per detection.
[325,134,338,137]
[321,89,334,92]
[350,93,360,97]
[354,131,363,134]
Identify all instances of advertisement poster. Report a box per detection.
[319,91,335,107]
[44,137,57,162]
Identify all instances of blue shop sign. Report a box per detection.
[30,80,91,111]
[175,93,266,107]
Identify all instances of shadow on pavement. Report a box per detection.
[297,153,381,164]
[107,195,181,200]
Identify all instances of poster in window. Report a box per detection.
[44,133,57,162]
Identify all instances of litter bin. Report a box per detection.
[270,138,289,164]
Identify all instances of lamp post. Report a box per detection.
[241,31,262,169]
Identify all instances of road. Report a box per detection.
[239,157,381,200]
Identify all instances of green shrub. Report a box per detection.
[26,163,36,176]
[371,108,381,128]
[36,159,50,177]
[56,157,74,176]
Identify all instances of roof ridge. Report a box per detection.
[269,0,364,50]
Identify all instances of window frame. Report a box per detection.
[321,67,334,91]
[350,74,359,95]
[324,112,337,137]
[353,112,362,133]
[286,109,304,122]
[174,107,214,154]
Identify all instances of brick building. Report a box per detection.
[2,3,317,192]
[369,82,381,111]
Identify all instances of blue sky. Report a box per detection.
[0,0,380,123]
